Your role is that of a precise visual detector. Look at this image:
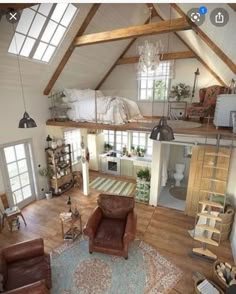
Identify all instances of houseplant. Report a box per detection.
[38,167,54,199]
[136,168,151,203]
[169,83,191,101]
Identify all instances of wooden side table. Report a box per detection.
[168,101,187,120]
[60,213,82,241]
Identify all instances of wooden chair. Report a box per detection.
[0,194,27,232]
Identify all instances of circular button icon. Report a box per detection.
[199,6,208,15]
[187,8,205,27]
[6,10,21,24]
[210,8,229,27]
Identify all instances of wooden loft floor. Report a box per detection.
[0,185,233,293]
[46,118,235,139]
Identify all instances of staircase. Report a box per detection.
[192,137,232,260]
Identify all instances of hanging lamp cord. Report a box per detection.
[162,6,172,117]
[12,23,27,111]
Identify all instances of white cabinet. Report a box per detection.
[214,94,236,128]
[120,159,133,177]
[88,133,104,171]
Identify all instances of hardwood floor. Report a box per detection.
[0,186,233,293]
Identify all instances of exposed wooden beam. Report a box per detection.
[171,4,236,74]
[117,51,196,65]
[74,18,191,47]
[149,4,226,86]
[95,14,155,90]
[43,4,101,95]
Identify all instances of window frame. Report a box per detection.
[8,4,78,63]
[64,129,81,165]
[138,61,172,102]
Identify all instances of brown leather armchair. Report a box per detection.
[84,194,137,259]
[0,238,51,293]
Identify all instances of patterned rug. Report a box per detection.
[51,238,183,294]
[90,177,135,196]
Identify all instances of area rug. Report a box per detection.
[169,186,187,201]
[51,238,183,294]
[90,177,135,196]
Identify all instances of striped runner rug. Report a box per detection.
[89,177,135,196]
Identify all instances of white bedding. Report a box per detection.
[64,88,143,125]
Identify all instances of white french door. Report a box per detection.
[0,141,37,208]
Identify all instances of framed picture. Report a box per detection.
[229,111,236,133]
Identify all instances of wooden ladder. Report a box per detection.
[192,136,232,260]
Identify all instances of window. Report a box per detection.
[131,132,146,150]
[64,129,81,165]
[138,61,174,101]
[8,4,78,62]
[116,131,128,151]
[103,130,115,148]
[103,130,128,151]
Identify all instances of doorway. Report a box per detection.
[0,140,37,208]
[157,142,192,211]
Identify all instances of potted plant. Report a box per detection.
[169,83,191,101]
[136,168,151,203]
[38,167,54,199]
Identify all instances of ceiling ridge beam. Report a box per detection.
[43,4,101,95]
[171,4,236,74]
[117,51,196,65]
[74,17,191,47]
[150,4,226,86]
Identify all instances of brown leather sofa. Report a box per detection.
[0,238,51,293]
[84,194,137,259]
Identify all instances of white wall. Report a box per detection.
[101,58,219,117]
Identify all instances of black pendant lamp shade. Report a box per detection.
[18,111,37,128]
[150,117,175,141]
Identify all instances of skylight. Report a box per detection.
[8,4,78,63]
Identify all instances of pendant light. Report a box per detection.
[12,24,37,128]
[149,7,174,141]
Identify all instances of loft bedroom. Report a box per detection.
[0,3,236,293]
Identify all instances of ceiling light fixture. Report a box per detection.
[137,7,164,77]
[150,7,174,141]
[12,23,37,128]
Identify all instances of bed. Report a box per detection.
[63,88,143,125]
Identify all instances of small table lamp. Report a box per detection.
[66,196,72,213]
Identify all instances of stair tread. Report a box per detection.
[202,177,227,183]
[196,224,221,234]
[205,152,230,158]
[197,213,222,222]
[199,200,224,209]
[200,190,225,196]
[203,165,228,170]
[194,236,219,246]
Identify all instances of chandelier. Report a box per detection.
[138,40,163,74]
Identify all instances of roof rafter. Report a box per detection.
[171,4,236,74]
[149,4,227,86]
[43,4,101,95]
[117,51,196,65]
[74,18,191,47]
[95,11,156,90]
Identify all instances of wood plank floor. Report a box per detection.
[0,186,233,293]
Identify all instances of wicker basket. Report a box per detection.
[212,260,229,291]
[212,207,234,241]
[194,278,224,294]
